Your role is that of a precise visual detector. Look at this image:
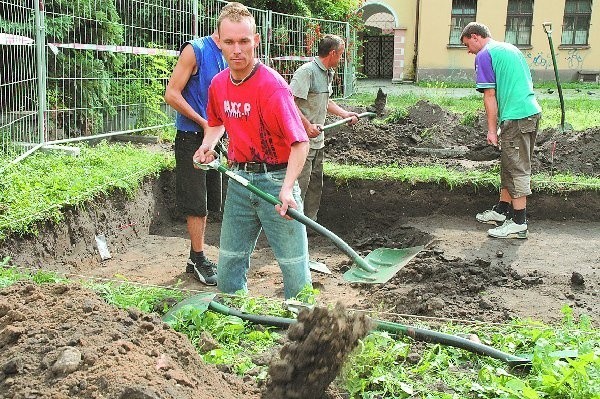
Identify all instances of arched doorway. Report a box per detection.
[359,2,401,81]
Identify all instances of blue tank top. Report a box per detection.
[175,36,227,132]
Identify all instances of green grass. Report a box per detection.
[324,163,600,192]
[0,141,173,240]
[416,80,600,90]
[346,92,600,131]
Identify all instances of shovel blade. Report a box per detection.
[162,292,217,323]
[343,246,424,284]
[309,259,332,274]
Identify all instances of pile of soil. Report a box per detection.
[264,304,371,398]
[327,100,600,177]
[0,282,259,399]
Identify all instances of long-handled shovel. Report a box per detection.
[542,22,573,132]
[195,157,424,284]
[163,293,578,370]
[320,111,376,132]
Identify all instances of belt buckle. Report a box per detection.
[244,162,262,173]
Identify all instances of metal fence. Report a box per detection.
[0,0,355,166]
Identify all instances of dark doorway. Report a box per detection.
[363,35,394,78]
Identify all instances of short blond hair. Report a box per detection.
[218,2,256,33]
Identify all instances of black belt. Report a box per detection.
[232,162,287,173]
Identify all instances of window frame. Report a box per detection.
[561,0,592,46]
[448,0,477,46]
[504,0,534,47]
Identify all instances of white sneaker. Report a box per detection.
[476,209,507,225]
[488,219,528,239]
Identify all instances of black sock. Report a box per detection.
[190,249,205,260]
[513,209,527,225]
[493,201,511,215]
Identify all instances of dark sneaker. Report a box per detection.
[186,257,217,286]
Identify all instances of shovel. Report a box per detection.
[195,157,424,284]
[163,293,577,370]
[542,22,573,132]
[320,111,376,132]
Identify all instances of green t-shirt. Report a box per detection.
[475,40,541,122]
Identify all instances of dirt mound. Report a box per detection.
[0,282,259,399]
[534,127,600,176]
[263,304,371,398]
[364,248,544,323]
[328,100,599,177]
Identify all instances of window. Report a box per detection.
[561,0,592,45]
[449,0,477,45]
[505,0,534,46]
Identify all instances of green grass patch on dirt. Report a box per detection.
[324,163,600,192]
[0,141,173,240]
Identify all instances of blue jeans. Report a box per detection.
[217,168,312,299]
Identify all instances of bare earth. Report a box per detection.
[1,100,599,398]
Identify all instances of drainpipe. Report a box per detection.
[412,0,421,82]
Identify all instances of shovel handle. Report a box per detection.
[198,161,377,274]
[320,112,376,132]
[542,22,552,35]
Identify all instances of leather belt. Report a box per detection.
[232,162,287,173]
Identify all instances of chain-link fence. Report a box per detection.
[0,0,356,166]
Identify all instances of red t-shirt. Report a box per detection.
[207,63,308,164]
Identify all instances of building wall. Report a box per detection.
[366,0,600,82]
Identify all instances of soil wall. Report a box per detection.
[2,171,597,270]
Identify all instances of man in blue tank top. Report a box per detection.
[461,22,541,239]
[165,4,239,284]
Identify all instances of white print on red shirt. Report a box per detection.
[224,100,251,118]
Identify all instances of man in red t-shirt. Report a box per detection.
[194,3,312,299]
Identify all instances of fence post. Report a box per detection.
[34,0,47,144]
[193,0,199,37]
[264,10,272,66]
[344,21,352,97]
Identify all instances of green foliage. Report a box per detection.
[0,141,173,240]
[166,294,290,376]
[87,280,185,313]
[460,110,478,127]
[383,107,409,124]
[342,309,600,399]
[0,266,66,288]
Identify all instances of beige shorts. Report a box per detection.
[499,113,541,198]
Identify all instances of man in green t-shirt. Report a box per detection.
[290,34,359,222]
[461,22,541,239]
